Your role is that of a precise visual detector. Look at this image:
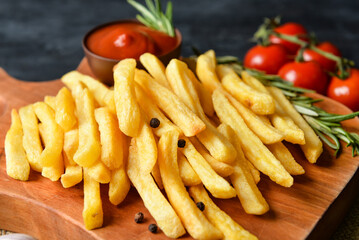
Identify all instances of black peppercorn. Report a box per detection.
[178,139,186,148]
[148,223,157,233]
[150,118,160,128]
[196,202,205,211]
[134,212,144,223]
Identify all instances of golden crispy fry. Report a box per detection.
[55,87,77,132]
[158,131,222,239]
[196,50,221,93]
[190,137,234,177]
[270,112,306,145]
[5,109,30,181]
[127,139,186,238]
[33,102,64,168]
[241,71,269,94]
[61,71,83,92]
[38,123,64,181]
[60,165,82,188]
[213,89,293,187]
[44,96,56,110]
[114,58,142,137]
[189,185,258,240]
[178,151,201,186]
[267,142,305,175]
[139,52,170,89]
[63,129,79,166]
[109,167,131,205]
[78,73,116,113]
[151,161,164,189]
[246,160,261,184]
[86,161,111,184]
[95,107,124,170]
[219,66,275,115]
[180,137,236,199]
[224,91,284,144]
[83,168,103,230]
[135,84,182,137]
[267,87,323,163]
[187,68,214,117]
[19,105,42,172]
[134,121,157,174]
[166,59,236,163]
[73,89,101,167]
[218,123,269,215]
[134,69,205,137]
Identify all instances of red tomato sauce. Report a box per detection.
[86,22,178,60]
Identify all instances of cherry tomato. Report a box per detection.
[327,68,359,111]
[269,22,308,55]
[244,44,289,74]
[278,61,328,94]
[303,42,341,73]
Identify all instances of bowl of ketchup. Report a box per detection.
[82,19,182,85]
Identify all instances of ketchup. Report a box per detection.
[86,22,178,60]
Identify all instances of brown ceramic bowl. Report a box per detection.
[82,19,182,85]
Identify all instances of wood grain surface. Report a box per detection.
[0,59,358,240]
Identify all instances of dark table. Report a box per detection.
[1,0,359,239]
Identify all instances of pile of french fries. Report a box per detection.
[4,50,324,239]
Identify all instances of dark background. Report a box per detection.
[1,0,359,239]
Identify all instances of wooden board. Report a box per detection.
[0,58,358,240]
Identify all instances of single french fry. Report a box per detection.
[134,121,157,174]
[270,113,306,145]
[83,168,103,230]
[44,96,56,110]
[55,87,77,132]
[267,87,323,163]
[61,71,83,92]
[33,102,64,168]
[135,84,182,137]
[134,69,205,137]
[241,71,269,94]
[5,109,30,181]
[224,91,284,144]
[60,165,83,188]
[19,105,42,172]
[151,161,164,190]
[95,107,124,170]
[190,137,234,177]
[220,66,275,115]
[38,123,64,181]
[140,52,170,89]
[86,161,111,184]
[196,50,221,93]
[166,59,236,163]
[180,137,236,199]
[189,185,258,240]
[213,89,293,187]
[127,139,186,238]
[267,142,305,175]
[247,160,261,184]
[73,89,101,167]
[109,167,131,205]
[114,58,142,137]
[158,131,223,240]
[218,123,269,215]
[178,151,201,186]
[63,129,79,166]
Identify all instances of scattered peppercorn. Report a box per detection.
[150,118,160,128]
[178,139,186,148]
[196,202,205,211]
[148,224,157,233]
[134,212,144,223]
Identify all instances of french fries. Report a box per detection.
[158,131,223,239]
[134,68,206,137]
[114,59,142,137]
[19,105,43,172]
[189,185,258,240]
[177,150,201,186]
[213,89,293,187]
[196,50,221,93]
[267,87,323,163]
[55,87,77,132]
[109,167,131,205]
[127,138,186,238]
[5,109,31,181]
[140,52,170,89]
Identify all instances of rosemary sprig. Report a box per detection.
[216,55,359,157]
[127,0,175,37]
